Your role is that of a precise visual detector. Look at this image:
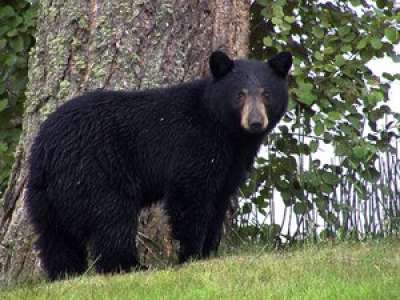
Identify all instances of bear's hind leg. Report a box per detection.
[166,196,210,264]
[90,219,139,274]
[89,192,140,274]
[36,228,88,281]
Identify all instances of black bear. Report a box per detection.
[26,50,292,280]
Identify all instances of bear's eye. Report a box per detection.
[236,91,246,104]
[262,91,269,101]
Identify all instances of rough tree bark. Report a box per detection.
[0,0,250,284]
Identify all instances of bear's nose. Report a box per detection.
[249,121,263,133]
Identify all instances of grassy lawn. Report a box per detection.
[1,239,400,299]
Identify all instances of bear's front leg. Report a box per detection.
[166,192,213,264]
[202,187,233,258]
[202,202,229,258]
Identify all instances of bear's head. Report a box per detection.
[205,50,292,137]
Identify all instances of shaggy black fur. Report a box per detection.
[26,51,292,280]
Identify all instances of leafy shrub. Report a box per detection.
[0,0,37,197]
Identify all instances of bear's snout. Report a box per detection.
[239,89,268,134]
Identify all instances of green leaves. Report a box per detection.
[376,0,387,9]
[263,36,273,47]
[370,37,383,50]
[248,0,399,240]
[294,81,316,106]
[321,171,340,185]
[367,90,384,106]
[0,5,15,18]
[384,27,399,44]
[9,35,24,52]
[356,38,368,50]
[294,202,311,215]
[312,27,324,39]
[315,121,324,136]
[256,0,269,6]
[0,99,8,112]
[272,4,284,17]
[284,16,295,24]
[338,26,351,37]
[352,146,369,160]
[327,111,341,121]
[0,1,38,196]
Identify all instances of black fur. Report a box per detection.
[26,51,291,280]
[209,51,234,79]
[267,51,293,78]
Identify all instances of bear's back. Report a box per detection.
[28,80,221,196]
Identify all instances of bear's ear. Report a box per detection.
[268,51,292,78]
[209,51,234,80]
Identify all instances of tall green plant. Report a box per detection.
[241,0,400,241]
[0,0,37,197]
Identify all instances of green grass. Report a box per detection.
[2,240,400,299]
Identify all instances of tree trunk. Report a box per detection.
[0,0,250,284]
